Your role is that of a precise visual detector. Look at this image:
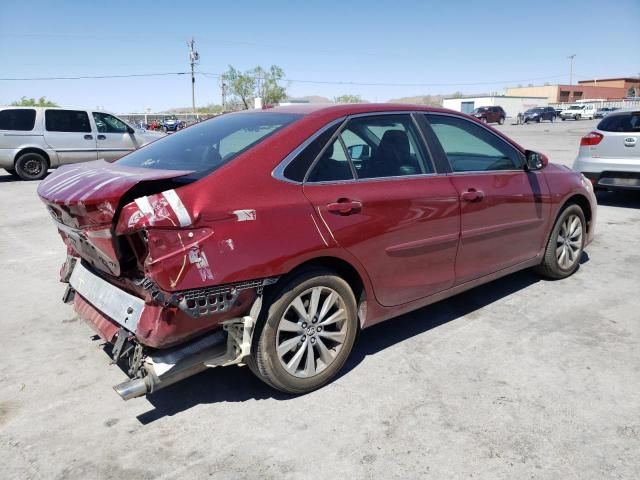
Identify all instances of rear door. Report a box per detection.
[424,113,550,284]
[302,113,460,307]
[43,109,97,164]
[92,112,139,162]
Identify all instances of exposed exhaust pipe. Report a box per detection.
[113,316,255,400]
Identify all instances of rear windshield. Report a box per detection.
[116,111,301,179]
[598,113,640,132]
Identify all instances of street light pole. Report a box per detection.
[567,54,576,85]
[187,38,200,119]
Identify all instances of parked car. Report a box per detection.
[573,110,640,190]
[560,104,596,120]
[470,106,506,124]
[37,104,596,400]
[162,116,182,132]
[0,107,165,180]
[523,107,557,123]
[594,107,618,119]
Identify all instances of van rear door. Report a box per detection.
[43,109,97,165]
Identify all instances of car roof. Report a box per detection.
[265,103,454,116]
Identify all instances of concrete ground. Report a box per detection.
[1,118,639,479]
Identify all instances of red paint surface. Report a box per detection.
[38,104,597,350]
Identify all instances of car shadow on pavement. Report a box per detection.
[137,268,549,424]
[596,190,640,209]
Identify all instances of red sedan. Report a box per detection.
[37,104,597,399]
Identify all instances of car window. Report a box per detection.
[0,109,36,131]
[93,112,129,133]
[116,111,301,181]
[344,114,432,179]
[282,122,341,182]
[307,137,354,182]
[45,110,92,133]
[425,114,522,172]
[598,113,640,132]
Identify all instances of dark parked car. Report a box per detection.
[470,106,506,124]
[37,104,596,400]
[523,107,557,123]
[594,107,618,119]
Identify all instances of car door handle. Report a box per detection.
[327,199,362,215]
[97,135,106,140]
[461,189,484,202]
[84,134,93,140]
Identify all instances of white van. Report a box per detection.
[560,104,597,121]
[0,107,165,180]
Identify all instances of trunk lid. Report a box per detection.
[38,160,194,276]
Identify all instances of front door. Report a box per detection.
[424,113,551,284]
[43,109,97,164]
[92,112,138,162]
[303,113,460,307]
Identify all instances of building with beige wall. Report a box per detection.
[578,77,640,91]
[505,83,630,103]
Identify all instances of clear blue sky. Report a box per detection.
[1,0,638,112]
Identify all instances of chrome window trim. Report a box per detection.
[271,116,347,184]
[423,111,526,172]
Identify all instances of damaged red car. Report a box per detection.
[38,104,597,399]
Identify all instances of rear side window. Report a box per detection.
[282,122,341,182]
[45,110,91,133]
[116,112,301,180]
[598,113,640,132]
[425,114,522,172]
[0,109,36,131]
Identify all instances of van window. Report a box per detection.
[0,109,36,131]
[93,112,129,133]
[45,110,92,133]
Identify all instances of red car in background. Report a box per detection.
[37,104,596,400]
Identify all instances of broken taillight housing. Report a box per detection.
[581,131,604,146]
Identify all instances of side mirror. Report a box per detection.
[524,150,548,171]
[347,144,370,160]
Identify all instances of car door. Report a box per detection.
[423,113,551,284]
[302,113,460,307]
[43,109,97,165]
[92,112,139,162]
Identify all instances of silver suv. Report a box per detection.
[573,110,640,190]
[0,107,164,180]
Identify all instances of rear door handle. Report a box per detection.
[84,134,93,140]
[461,189,484,202]
[97,134,106,140]
[327,199,362,215]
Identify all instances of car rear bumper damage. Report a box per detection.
[64,258,275,400]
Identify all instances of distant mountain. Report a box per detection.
[387,95,445,106]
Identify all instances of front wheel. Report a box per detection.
[249,269,358,394]
[15,152,48,180]
[535,204,585,279]
[498,117,505,125]
[575,114,581,120]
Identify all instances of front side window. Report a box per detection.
[425,114,522,172]
[45,110,91,133]
[93,112,129,133]
[116,112,301,180]
[0,109,36,131]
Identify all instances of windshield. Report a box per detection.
[569,106,584,110]
[116,111,302,179]
[526,108,542,113]
[472,107,489,113]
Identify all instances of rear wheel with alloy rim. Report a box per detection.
[15,152,48,180]
[535,204,585,279]
[249,269,358,394]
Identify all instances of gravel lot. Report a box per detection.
[1,118,639,479]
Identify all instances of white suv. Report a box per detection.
[560,104,596,121]
[0,107,164,180]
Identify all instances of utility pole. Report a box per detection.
[567,54,576,85]
[219,77,227,112]
[187,38,200,119]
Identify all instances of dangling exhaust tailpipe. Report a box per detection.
[113,316,256,400]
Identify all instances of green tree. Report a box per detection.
[627,87,638,98]
[222,66,257,109]
[255,65,287,105]
[222,65,288,109]
[11,96,59,107]
[334,94,364,103]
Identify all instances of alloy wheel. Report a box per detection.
[556,214,583,269]
[276,286,348,378]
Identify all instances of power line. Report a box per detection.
[0,72,189,81]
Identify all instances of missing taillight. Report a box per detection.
[581,132,603,146]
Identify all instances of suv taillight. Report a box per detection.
[581,131,603,146]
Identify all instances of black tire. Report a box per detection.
[481,117,488,123]
[575,114,581,121]
[536,117,541,123]
[248,268,358,394]
[561,117,566,121]
[550,115,555,122]
[534,204,586,279]
[498,116,505,125]
[15,152,48,180]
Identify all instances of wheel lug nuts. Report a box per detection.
[317,326,322,331]
[311,338,316,344]
[302,323,307,328]
[301,335,306,341]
